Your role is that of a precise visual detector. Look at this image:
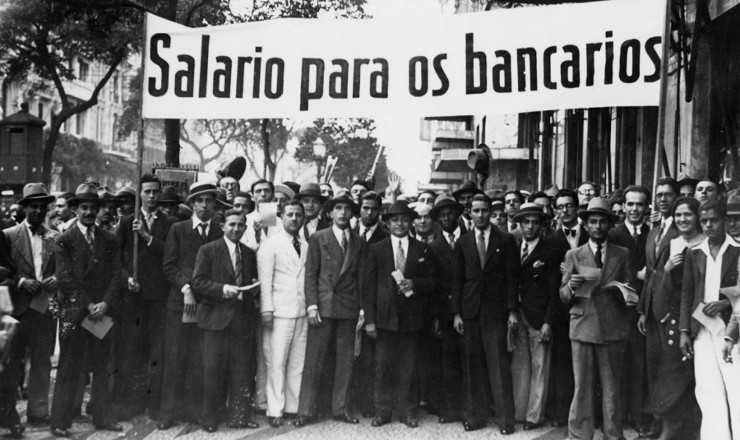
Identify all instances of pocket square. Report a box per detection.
[418,258,425,262]
[533,260,545,268]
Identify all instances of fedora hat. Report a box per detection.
[215,188,233,208]
[513,202,551,222]
[74,183,100,205]
[430,194,464,220]
[323,191,359,215]
[18,183,55,206]
[186,181,219,203]
[727,190,740,216]
[296,182,327,202]
[382,201,418,221]
[216,156,246,181]
[677,174,699,188]
[452,181,484,199]
[578,197,618,223]
[158,186,181,204]
[114,186,136,200]
[98,187,116,203]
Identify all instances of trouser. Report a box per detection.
[439,320,464,418]
[253,324,268,410]
[201,314,256,427]
[350,332,375,415]
[297,318,355,417]
[111,298,167,419]
[569,339,626,440]
[547,320,574,424]
[414,321,443,412]
[159,309,203,423]
[374,329,419,420]
[511,318,552,423]
[264,317,307,417]
[693,327,740,440]
[2,309,55,421]
[462,315,515,430]
[620,306,646,425]
[50,325,115,429]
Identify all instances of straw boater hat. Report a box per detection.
[727,191,740,216]
[452,181,484,199]
[323,191,359,215]
[18,183,55,206]
[513,202,551,223]
[186,181,219,203]
[578,197,618,223]
[274,184,295,199]
[381,201,418,222]
[73,183,101,205]
[296,183,327,202]
[430,194,464,220]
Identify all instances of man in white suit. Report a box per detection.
[258,200,309,428]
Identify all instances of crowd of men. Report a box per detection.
[0,171,738,440]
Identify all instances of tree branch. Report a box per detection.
[63,0,152,14]
[185,0,212,25]
[56,51,124,121]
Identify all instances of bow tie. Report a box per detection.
[564,228,576,237]
[29,224,42,235]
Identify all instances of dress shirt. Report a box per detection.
[359,223,379,241]
[464,216,474,233]
[508,221,517,232]
[656,217,674,242]
[697,235,740,303]
[392,235,410,270]
[76,221,94,240]
[446,226,462,247]
[304,217,319,238]
[332,225,349,249]
[522,236,540,259]
[222,237,242,297]
[59,217,77,232]
[140,208,157,245]
[588,239,607,265]
[626,221,644,237]
[22,221,43,283]
[475,225,492,249]
[182,217,212,294]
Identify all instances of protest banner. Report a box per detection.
[142,0,664,119]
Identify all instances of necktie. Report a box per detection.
[341,231,348,255]
[521,241,529,262]
[595,242,603,268]
[467,220,473,232]
[448,232,455,250]
[395,241,406,273]
[199,223,207,243]
[303,223,310,240]
[477,232,486,269]
[362,228,369,242]
[632,225,639,241]
[234,246,242,286]
[509,222,517,231]
[655,221,665,245]
[145,212,154,230]
[85,228,94,253]
[293,234,301,256]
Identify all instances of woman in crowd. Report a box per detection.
[642,196,702,440]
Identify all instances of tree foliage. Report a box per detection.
[51,132,136,190]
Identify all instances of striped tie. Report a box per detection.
[234,246,242,286]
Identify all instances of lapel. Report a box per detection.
[521,239,544,267]
[83,228,102,277]
[323,229,345,269]
[600,242,621,282]
[40,230,55,276]
[484,227,501,267]
[340,231,360,276]
[721,244,740,282]
[11,226,34,271]
[694,250,707,286]
[281,233,302,268]
[575,243,597,271]
[407,237,421,270]
[220,239,236,282]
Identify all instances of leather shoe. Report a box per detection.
[402,417,419,428]
[438,415,461,424]
[523,421,543,431]
[50,428,69,438]
[500,427,515,435]
[6,424,24,439]
[333,413,359,424]
[94,423,123,432]
[269,417,283,428]
[26,416,49,426]
[231,421,259,429]
[371,417,389,427]
[157,420,176,430]
[292,416,311,427]
[463,421,484,432]
[203,425,217,433]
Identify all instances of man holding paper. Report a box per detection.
[559,197,632,440]
[2,183,58,433]
[679,200,740,439]
[363,201,433,428]
[51,183,122,437]
[191,209,260,432]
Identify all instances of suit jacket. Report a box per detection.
[428,229,465,323]
[3,223,58,316]
[608,222,649,294]
[192,238,258,331]
[549,225,589,324]
[304,227,363,320]
[638,223,678,314]
[301,217,330,241]
[451,226,519,320]
[559,241,633,344]
[518,238,559,329]
[679,237,739,339]
[257,231,308,319]
[117,212,176,302]
[363,236,434,332]
[55,225,121,323]
[163,219,223,312]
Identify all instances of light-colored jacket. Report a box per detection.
[258,230,308,318]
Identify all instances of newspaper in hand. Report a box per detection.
[391,270,414,297]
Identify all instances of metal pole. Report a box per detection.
[132,14,148,284]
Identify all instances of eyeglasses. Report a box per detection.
[556,203,575,211]
[578,189,596,196]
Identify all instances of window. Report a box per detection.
[78,60,90,82]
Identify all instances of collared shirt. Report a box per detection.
[626,221,644,237]
[23,220,43,282]
[359,223,379,241]
[304,217,319,237]
[192,216,211,236]
[391,235,410,270]
[223,236,240,268]
[562,224,581,249]
[522,236,540,258]
[508,221,517,232]
[588,239,607,264]
[59,217,77,232]
[697,235,740,303]
[656,216,674,241]
[142,208,158,227]
[332,224,350,249]
[475,225,492,249]
[76,221,94,239]
[446,226,462,247]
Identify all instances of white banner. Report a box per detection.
[142,0,665,119]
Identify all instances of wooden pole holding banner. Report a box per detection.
[652,0,674,195]
[132,14,148,284]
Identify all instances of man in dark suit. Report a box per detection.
[510,203,559,431]
[679,200,740,439]
[607,185,651,434]
[350,191,388,418]
[451,193,519,435]
[295,192,363,426]
[159,181,224,429]
[452,181,483,234]
[363,201,433,428]
[50,184,122,437]
[547,188,587,427]
[191,209,260,432]
[2,184,58,434]
[297,183,330,241]
[112,173,176,420]
[427,195,466,425]
[560,197,633,440]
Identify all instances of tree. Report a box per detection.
[0,0,141,185]
[51,132,136,190]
